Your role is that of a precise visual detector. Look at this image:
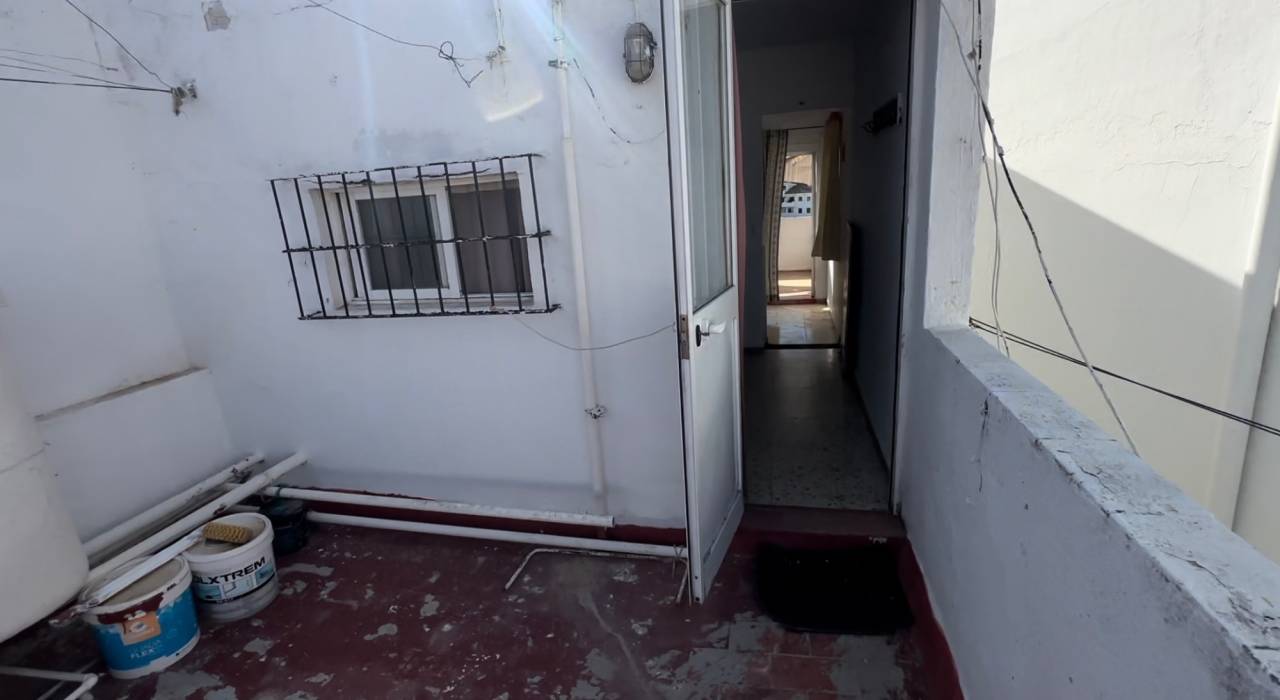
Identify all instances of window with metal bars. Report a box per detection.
[269,154,557,319]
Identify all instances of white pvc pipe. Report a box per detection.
[553,0,609,514]
[89,452,307,582]
[0,666,98,700]
[84,453,264,559]
[244,484,615,528]
[308,512,685,559]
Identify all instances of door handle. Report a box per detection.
[694,321,726,347]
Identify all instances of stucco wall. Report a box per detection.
[0,0,686,526]
[901,1,1280,695]
[0,4,236,537]
[967,0,1280,545]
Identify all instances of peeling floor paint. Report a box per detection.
[0,525,943,697]
[363,623,399,641]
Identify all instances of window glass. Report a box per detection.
[450,181,532,295]
[356,195,444,290]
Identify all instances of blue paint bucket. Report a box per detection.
[81,556,200,679]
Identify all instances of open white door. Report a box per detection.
[664,0,742,603]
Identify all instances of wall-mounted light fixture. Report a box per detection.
[624,23,656,83]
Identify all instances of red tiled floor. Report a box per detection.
[1,524,946,698]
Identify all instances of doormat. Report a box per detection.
[754,543,913,635]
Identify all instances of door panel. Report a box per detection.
[665,0,742,603]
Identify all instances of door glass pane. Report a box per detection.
[357,195,445,290]
[681,0,730,308]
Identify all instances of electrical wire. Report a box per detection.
[970,0,1009,357]
[61,0,173,89]
[303,1,484,87]
[970,318,1280,440]
[517,317,674,352]
[0,54,158,90]
[571,58,666,145]
[939,0,1140,455]
[0,76,169,93]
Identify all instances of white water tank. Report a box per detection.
[0,346,88,642]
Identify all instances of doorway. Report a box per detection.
[732,0,914,515]
[666,0,915,600]
[765,127,839,347]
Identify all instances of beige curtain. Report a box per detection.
[761,129,789,301]
[811,113,844,261]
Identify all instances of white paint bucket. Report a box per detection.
[184,512,279,623]
[82,556,200,679]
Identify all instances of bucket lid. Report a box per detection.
[84,558,186,609]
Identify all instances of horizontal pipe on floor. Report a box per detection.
[84,453,264,559]
[0,666,98,700]
[237,485,615,529]
[88,453,307,582]
[307,512,685,560]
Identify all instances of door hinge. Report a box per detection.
[677,314,690,359]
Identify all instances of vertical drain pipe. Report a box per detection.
[553,0,609,514]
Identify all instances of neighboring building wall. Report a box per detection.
[0,6,234,538]
[968,0,1280,555]
[901,1,1280,695]
[0,1,685,526]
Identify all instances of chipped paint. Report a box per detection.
[305,672,334,686]
[202,0,231,30]
[152,670,227,699]
[363,623,399,640]
[419,594,440,618]
[243,638,275,657]
[279,563,333,577]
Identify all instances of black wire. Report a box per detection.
[969,317,1280,439]
[0,76,169,93]
[62,0,173,89]
[304,1,483,87]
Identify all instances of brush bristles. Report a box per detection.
[203,522,255,545]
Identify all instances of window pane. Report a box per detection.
[356,195,444,290]
[682,0,729,308]
[450,181,532,295]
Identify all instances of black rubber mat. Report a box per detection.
[754,543,913,635]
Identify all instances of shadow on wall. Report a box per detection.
[970,168,1244,512]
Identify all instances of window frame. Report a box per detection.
[307,164,543,315]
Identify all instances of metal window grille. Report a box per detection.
[269,154,557,319]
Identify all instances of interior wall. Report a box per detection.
[0,5,235,538]
[0,1,686,526]
[848,0,914,457]
[736,35,856,348]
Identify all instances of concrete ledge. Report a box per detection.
[904,328,1280,698]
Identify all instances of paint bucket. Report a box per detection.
[81,556,200,679]
[184,512,279,623]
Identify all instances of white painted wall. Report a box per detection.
[968,0,1280,546]
[0,1,685,526]
[0,3,237,539]
[900,1,1280,695]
